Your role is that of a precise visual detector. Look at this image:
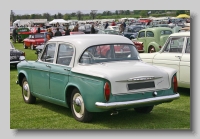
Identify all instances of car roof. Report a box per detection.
[170,31,190,37]
[48,34,133,65]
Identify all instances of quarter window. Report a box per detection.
[41,43,56,63]
[56,44,74,66]
[138,31,145,38]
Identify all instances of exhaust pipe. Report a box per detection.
[110,111,118,116]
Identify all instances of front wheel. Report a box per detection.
[134,106,154,113]
[22,77,36,104]
[71,89,93,122]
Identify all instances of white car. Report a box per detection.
[16,34,180,122]
[105,26,119,31]
[139,32,190,88]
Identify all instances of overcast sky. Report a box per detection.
[12,10,117,15]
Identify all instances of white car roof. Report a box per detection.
[48,34,134,66]
[170,31,190,37]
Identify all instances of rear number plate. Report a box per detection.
[127,81,155,90]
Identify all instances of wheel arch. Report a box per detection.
[18,71,29,87]
[148,42,160,52]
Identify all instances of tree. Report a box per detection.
[125,10,130,15]
[140,10,148,17]
[90,10,97,19]
[115,10,118,15]
[57,12,63,19]
[63,14,71,20]
[54,14,57,19]
[10,10,15,24]
[76,11,82,20]
[71,12,76,17]
[102,11,107,16]
[176,10,186,16]
[133,10,140,15]
[43,13,51,21]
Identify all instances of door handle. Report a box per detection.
[46,65,51,68]
[175,56,181,59]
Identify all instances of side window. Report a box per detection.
[146,31,154,37]
[41,43,56,63]
[138,31,145,38]
[56,44,74,66]
[185,37,190,53]
[163,37,185,53]
[127,28,132,32]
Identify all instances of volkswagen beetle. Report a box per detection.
[16,34,180,122]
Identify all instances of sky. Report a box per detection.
[12,10,116,15]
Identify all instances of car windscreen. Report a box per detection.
[79,44,139,64]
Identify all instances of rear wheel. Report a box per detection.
[148,46,156,53]
[22,77,36,104]
[71,88,93,122]
[134,106,154,113]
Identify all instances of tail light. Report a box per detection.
[172,75,178,93]
[104,82,111,101]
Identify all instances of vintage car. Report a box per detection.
[78,24,92,34]
[139,32,190,88]
[16,34,180,122]
[17,27,31,43]
[97,29,121,35]
[105,26,120,32]
[123,25,145,40]
[30,26,46,33]
[10,41,25,67]
[50,27,65,36]
[23,33,46,50]
[133,27,173,53]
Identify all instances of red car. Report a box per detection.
[30,27,46,33]
[50,27,65,36]
[70,31,85,35]
[133,41,144,53]
[23,33,46,50]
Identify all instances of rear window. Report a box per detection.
[160,30,172,35]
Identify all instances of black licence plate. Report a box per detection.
[127,81,155,90]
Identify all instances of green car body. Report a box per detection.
[133,27,173,53]
[16,34,179,122]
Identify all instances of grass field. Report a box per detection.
[10,42,190,129]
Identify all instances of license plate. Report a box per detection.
[127,81,155,90]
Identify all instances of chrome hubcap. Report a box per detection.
[73,93,84,118]
[23,81,30,101]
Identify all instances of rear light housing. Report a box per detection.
[104,82,111,101]
[172,74,178,93]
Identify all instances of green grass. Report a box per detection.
[10,42,190,129]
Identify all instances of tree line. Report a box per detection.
[10,10,189,23]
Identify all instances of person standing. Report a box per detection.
[65,26,70,35]
[12,27,18,43]
[54,28,62,36]
[37,26,41,33]
[105,22,109,29]
[90,24,95,34]
[119,24,124,33]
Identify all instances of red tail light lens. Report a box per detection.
[172,75,178,93]
[104,82,110,101]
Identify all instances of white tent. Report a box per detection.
[49,19,68,24]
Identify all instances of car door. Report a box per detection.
[152,36,186,82]
[49,43,75,101]
[179,37,190,87]
[137,31,146,50]
[31,43,56,96]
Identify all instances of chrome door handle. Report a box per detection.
[46,65,51,67]
[175,56,181,59]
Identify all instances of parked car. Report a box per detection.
[16,34,180,122]
[123,25,145,40]
[23,33,46,50]
[10,41,25,67]
[97,29,121,35]
[30,26,46,33]
[105,26,120,31]
[50,27,65,36]
[78,24,92,34]
[139,32,190,88]
[17,27,31,43]
[133,27,173,53]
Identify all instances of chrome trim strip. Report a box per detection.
[116,76,162,82]
[95,93,180,109]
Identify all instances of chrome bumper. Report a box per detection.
[95,93,180,110]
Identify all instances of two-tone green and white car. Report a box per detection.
[16,34,180,122]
